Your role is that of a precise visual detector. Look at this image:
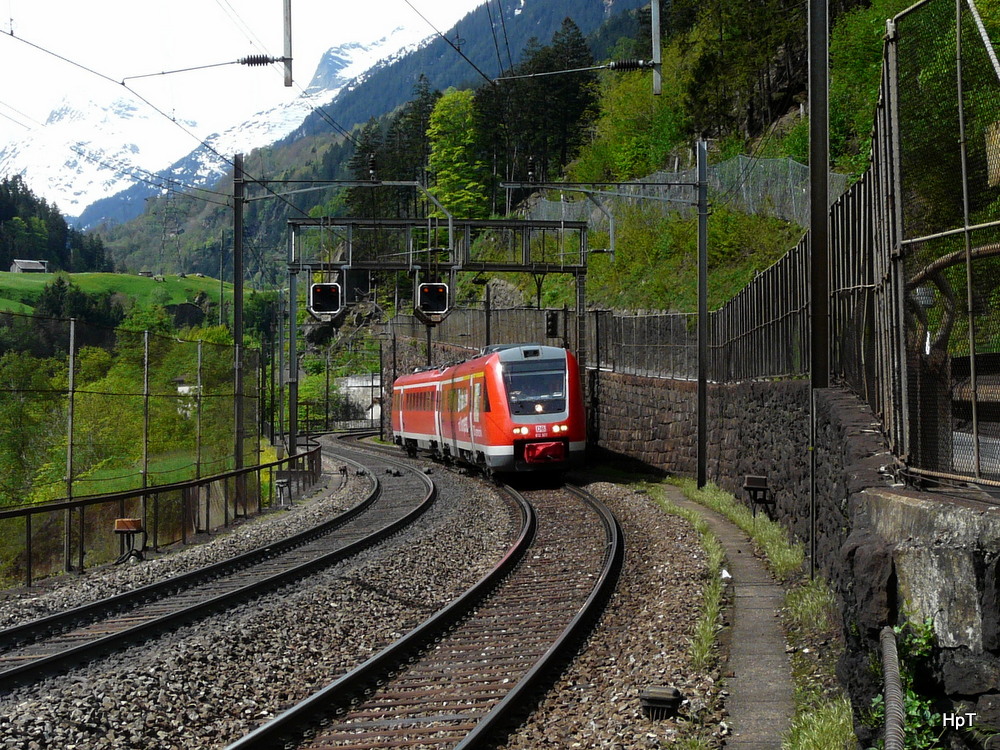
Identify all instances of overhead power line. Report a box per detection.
[401,0,495,86]
[1,30,321,220]
[494,59,655,83]
[121,55,291,83]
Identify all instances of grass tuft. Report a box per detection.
[664,477,855,749]
[782,695,854,750]
[645,484,725,672]
[669,477,804,581]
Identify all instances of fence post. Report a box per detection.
[64,318,75,572]
[66,317,75,503]
[142,331,150,524]
[697,139,708,489]
[956,4,982,479]
[25,513,32,587]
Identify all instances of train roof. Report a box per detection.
[483,344,569,362]
[394,344,571,386]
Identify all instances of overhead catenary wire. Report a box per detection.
[400,0,495,86]
[1,29,320,221]
[483,0,504,80]
[203,0,363,146]
[494,59,655,82]
[493,0,514,74]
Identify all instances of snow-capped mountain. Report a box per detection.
[0,27,425,221]
[0,96,196,216]
[154,28,428,200]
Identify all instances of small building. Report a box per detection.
[9,259,48,273]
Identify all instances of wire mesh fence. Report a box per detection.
[0,311,262,507]
[0,309,283,582]
[392,0,1000,488]
[523,154,851,229]
[894,0,1000,482]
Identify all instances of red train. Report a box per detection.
[391,344,586,473]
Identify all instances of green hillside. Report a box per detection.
[0,271,231,315]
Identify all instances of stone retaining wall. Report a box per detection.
[591,368,1000,748]
[386,341,1000,746]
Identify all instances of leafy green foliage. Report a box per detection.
[428,89,490,219]
[0,352,62,504]
[830,0,916,176]
[867,619,944,750]
[473,18,600,209]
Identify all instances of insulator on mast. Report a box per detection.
[606,59,652,71]
[239,55,276,67]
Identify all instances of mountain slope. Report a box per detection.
[2,28,426,226]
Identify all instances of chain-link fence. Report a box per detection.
[890,0,1000,482]
[523,155,851,229]
[391,0,1000,488]
[0,311,261,503]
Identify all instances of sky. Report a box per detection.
[0,0,483,145]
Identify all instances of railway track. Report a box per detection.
[0,443,435,691]
[226,481,624,750]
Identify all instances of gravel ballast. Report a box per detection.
[0,459,517,749]
[496,481,722,749]
[0,460,722,749]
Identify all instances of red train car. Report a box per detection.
[391,344,585,473]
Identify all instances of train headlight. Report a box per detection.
[513,426,530,436]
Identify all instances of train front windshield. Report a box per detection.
[503,358,567,415]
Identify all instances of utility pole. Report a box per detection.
[697,141,708,488]
[808,0,830,579]
[234,154,245,512]
[283,0,293,86]
[652,0,662,95]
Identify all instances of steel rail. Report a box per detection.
[224,481,624,750]
[0,451,376,654]
[224,485,535,750]
[0,446,436,691]
[456,483,624,748]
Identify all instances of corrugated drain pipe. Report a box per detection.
[881,625,906,750]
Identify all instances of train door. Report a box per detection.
[435,383,444,452]
[393,387,403,435]
[470,378,482,458]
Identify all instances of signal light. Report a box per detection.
[545,310,559,338]
[309,282,342,316]
[417,282,449,314]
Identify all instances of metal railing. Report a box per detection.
[0,445,321,587]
